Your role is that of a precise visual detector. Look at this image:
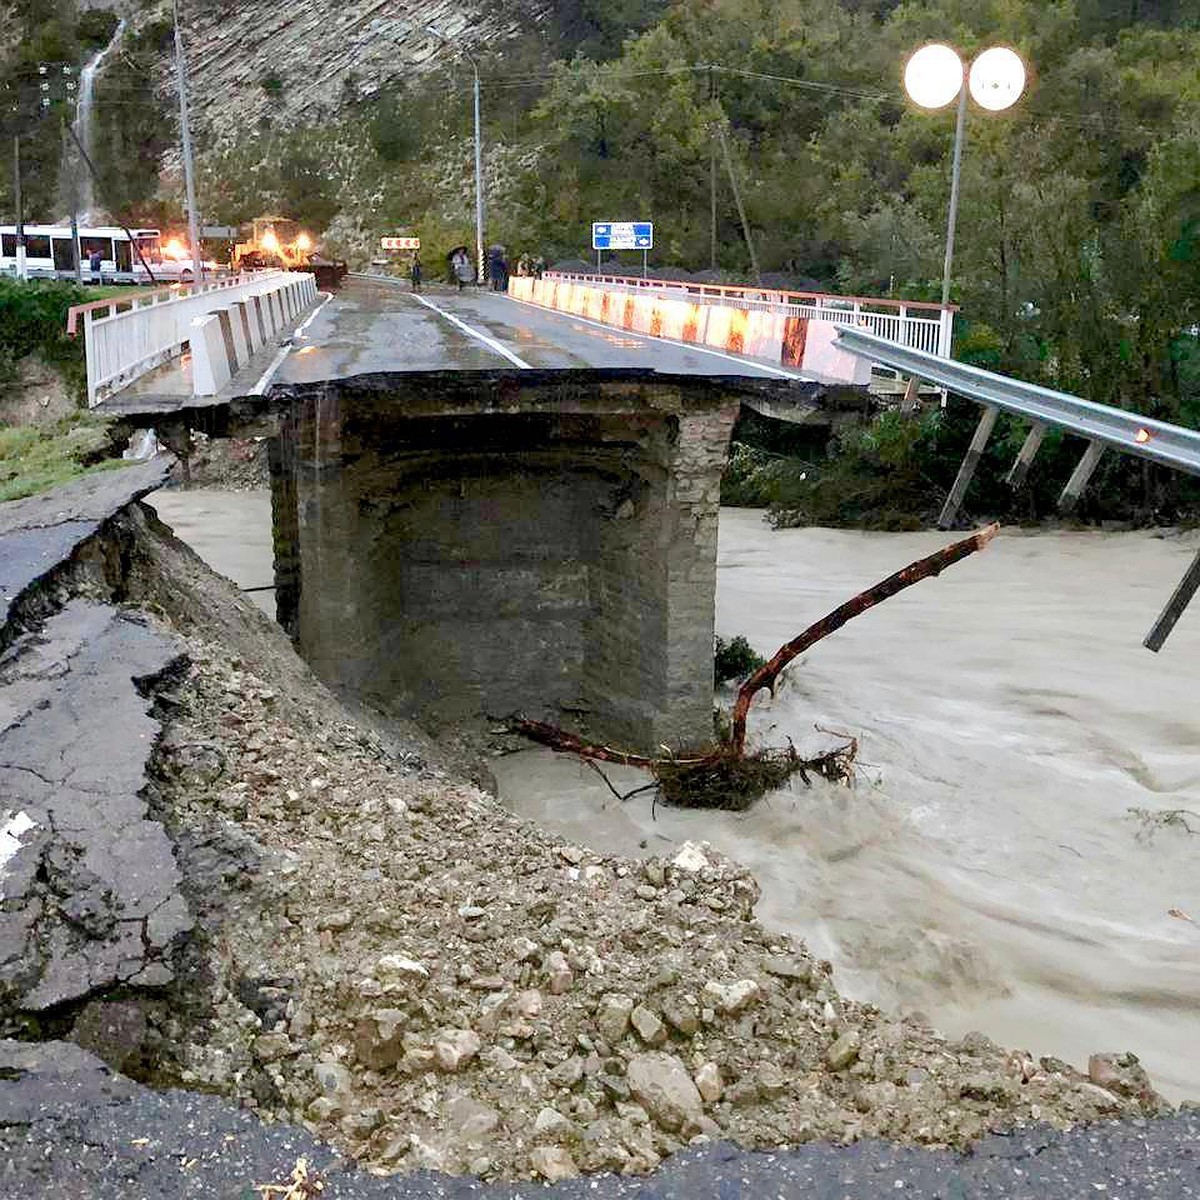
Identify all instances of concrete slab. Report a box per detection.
[0,599,191,1011]
[0,458,172,629]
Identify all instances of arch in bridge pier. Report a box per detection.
[269,375,739,753]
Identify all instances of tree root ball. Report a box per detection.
[652,741,856,811]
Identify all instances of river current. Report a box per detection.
[149,492,1200,1100]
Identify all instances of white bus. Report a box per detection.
[0,225,206,284]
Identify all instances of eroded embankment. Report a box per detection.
[0,471,1180,1188]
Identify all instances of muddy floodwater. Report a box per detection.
[148,491,1200,1101]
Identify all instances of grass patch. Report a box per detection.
[88,285,136,301]
[0,414,127,502]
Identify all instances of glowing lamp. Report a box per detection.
[903,44,964,110]
[1135,428,1152,444]
[968,47,1026,112]
[296,232,313,252]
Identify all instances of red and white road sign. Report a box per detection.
[381,236,420,250]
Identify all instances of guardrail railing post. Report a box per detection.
[1058,439,1105,512]
[83,310,97,407]
[939,404,999,529]
[1144,548,1200,652]
[1006,421,1047,487]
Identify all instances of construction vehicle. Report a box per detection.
[231,217,313,272]
[230,216,347,288]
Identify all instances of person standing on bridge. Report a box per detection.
[450,247,474,291]
[410,255,422,293]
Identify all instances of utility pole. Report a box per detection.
[173,0,203,283]
[940,84,968,310]
[13,135,26,280]
[709,65,717,273]
[717,117,760,284]
[472,59,485,285]
[63,117,82,283]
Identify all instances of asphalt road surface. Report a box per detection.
[2,1040,1198,1200]
[274,275,809,385]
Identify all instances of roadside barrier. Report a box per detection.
[508,273,951,383]
[67,271,319,405]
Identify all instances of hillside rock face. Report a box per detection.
[166,0,548,136]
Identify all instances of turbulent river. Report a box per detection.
[149,491,1200,1101]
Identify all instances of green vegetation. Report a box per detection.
[714,635,767,684]
[0,278,122,501]
[0,414,124,502]
[0,278,88,399]
[725,398,1200,527]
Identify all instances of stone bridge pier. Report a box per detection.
[270,374,741,752]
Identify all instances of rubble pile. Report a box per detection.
[145,645,1171,1182]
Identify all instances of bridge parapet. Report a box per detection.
[67,272,318,406]
[510,272,953,380]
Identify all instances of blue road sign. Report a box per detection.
[592,222,653,251]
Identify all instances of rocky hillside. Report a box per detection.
[160,0,549,138]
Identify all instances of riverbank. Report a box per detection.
[0,470,1187,1189]
[723,406,1200,529]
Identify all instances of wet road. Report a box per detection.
[274,275,807,385]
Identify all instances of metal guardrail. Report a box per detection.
[549,272,954,358]
[836,325,1200,651]
[836,328,1200,478]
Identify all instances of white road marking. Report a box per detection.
[411,293,532,369]
[504,294,813,380]
[249,291,334,395]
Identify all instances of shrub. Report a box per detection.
[76,8,119,51]
[0,279,88,398]
[714,635,766,685]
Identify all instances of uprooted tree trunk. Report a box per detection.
[730,522,1000,755]
[515,523,1000,810]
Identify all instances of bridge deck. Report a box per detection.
[278,275,818,383]
[100,274,822,413]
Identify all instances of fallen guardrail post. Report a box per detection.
[1145,550,1200,652]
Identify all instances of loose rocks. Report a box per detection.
[627,1053,705,1132]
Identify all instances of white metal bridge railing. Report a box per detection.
[67,271,293,406]
[543,271,955,358]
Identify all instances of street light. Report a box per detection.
[427,26,485,286]
[904,43,1026,309]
